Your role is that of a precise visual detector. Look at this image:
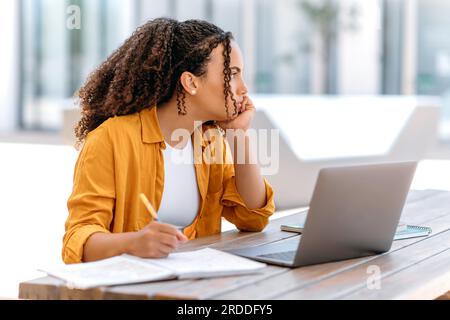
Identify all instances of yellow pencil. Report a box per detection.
[139,193,159,221]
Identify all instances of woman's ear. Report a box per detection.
[180,72,199,95]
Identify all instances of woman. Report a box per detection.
[63,18,275,264]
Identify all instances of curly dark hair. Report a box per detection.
[74,17,238,147]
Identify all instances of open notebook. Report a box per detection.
[40,248,266,289]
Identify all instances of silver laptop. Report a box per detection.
[226,161,418,267]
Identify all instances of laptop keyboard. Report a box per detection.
[257,250,296,261]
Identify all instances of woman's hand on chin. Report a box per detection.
[217,95,255,133]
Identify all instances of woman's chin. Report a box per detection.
[206,109,238,122]
[211,114,230,122]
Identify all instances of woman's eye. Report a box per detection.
[231,73,238,79]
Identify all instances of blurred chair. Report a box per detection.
[252,95,442,209]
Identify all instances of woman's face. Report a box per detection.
[191,40,248,121]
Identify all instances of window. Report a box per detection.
[417,0,450,139]
[20,0,137,130]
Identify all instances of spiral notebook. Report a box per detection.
[280,223,432,240]
[393,225,433,240]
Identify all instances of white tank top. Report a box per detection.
[158,138,200,229]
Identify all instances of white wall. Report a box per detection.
[0,0,19,131]
[177,0,208,20]
[337,0,382,94]
[272,0,311,94]
[402,0,417,95]
[138,0,171,23]
[240,0,256,92]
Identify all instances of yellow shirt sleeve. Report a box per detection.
[62,126,115,264]
[220,138,275,231]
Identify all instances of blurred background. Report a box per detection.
[0,0,450,298]
[1,0,450,134]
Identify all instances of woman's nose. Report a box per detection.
[238,81,248,96]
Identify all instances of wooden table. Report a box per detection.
[19,190,450,300]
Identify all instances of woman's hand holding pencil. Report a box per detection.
[128,193,188,258]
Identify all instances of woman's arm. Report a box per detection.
[226,132,266,209]
[217,95,267,209]
[83,232,135,262]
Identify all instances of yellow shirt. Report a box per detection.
[63,107,275,264]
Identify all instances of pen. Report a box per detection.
[139,193,159,221]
